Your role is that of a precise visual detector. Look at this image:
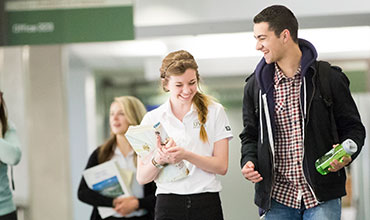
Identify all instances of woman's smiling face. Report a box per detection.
[166,68,198,105]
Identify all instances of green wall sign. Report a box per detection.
[6,6,134,45]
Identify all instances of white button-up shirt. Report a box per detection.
[141,99,233,195]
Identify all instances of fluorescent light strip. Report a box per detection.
[299,26,370,54]
[71,26,370,61]
[163,26,370,60]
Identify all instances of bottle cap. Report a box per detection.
[342,139,358,155]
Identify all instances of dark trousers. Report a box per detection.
[0,211,17,220]
[155,192,223,220]
[105,215,150,220]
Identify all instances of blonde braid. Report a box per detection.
[193,92,211,142]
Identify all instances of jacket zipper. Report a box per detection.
[305,69,316,125]
[301,74,320,203]
[261,93,276,210]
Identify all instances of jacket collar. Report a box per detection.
[255,38,318,94]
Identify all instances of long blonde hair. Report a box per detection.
[160,50,211,142]
[98,96,147,164]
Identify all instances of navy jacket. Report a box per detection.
[240,39,365,211]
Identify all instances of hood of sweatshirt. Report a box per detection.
[252,39,318,140]
[254,38,318,94]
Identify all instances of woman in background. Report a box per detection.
[137,50,233,220]
[0,90,22,220]
[78,96,156,220]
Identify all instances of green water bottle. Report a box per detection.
[315,139,357,175]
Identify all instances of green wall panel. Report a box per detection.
[7,6,134,45]
[345,70,367,93]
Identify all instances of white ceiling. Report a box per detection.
[68,26,370,80]
[67,0,370,78]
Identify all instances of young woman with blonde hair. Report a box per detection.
[78,96,156,220]
[137,50,233,220]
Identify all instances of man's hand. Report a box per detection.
[328,156,352,172]
[241,161,263,183]
[328,144,352,173]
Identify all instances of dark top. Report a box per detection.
[78,147,156,220]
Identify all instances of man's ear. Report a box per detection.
[281,29,290,43]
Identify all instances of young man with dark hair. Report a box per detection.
[240,5,365,220]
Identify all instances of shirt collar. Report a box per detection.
[162,98,196,118]
[274,62,286,86]
[114,145,134,158]
[274,63,302,86]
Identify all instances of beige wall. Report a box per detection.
[26,45,72,220]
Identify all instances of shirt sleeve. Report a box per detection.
[214,104,233,142]
[140,112,152,126]
[0,122,22,165]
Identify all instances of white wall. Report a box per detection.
[219,108,260,220]
[352,93,370,220]
[66,54,96,220]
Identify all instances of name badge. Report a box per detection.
[193,121,201,128]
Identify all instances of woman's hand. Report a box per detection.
[153,135,171,165]
[153,136,179,164]
[113,196,139,216]
[166,142,188,164]
[136,135,174,184]
[174,138,229,175]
